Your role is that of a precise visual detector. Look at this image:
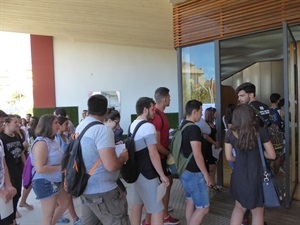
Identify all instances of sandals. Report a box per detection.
[211,185,221,191]
[19,202,34,210]
[16,211,22,218]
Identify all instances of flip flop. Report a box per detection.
[19,203,34,210]
[16,211,22,218]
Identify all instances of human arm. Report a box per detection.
[32,141,61,173]
[203,134,220,148]
[225,143,236,162]
[259,127,276,160]
[190,141,212,186]
[99,147,128,172]
[0,159,17,203]
[156,131,170,156]
[148,144,169,186]
[263,141,276,160]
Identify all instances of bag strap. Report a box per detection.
[179,122,195,159]
[128,120,148,138]
[77,121,103,140]
[222,116,228,130]
[88,158,101,176]
[257,136,268,172]
[180,122,195,131]
[77,121,103,176]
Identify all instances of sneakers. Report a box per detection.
[73,217,81,225]
[167,206,174,212]
[141,214,179,225]
[57,216,70,224]
[163,214,180,224]
[141,219,151,225]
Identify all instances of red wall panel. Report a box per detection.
[30,35,56,108]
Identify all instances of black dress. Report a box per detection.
[225,128,270,209]
[204,123,218,164]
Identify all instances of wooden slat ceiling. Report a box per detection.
[173,0,300,48]
[0,0,174,49]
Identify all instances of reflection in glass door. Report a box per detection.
[283,22,299,207]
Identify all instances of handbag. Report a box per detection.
[257,137,281,208]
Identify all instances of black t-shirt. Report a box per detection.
[249,100,270,126]
[181,120,204,172]
[0,133,24,168]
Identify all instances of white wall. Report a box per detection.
[53,38,178,132]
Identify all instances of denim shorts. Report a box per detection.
[32,178,61,200]
[179,171,210,208]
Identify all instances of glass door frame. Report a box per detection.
[283,22,299,207]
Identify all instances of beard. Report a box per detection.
[146,112,153,120]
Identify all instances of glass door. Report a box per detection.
[283,22,299,207]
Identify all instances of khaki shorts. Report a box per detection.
[81,187,130,225]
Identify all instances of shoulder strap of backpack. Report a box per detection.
[129,120,148,138]
[179,122,197,159]
[180,122,195,131]
[76,121,103,176]
[77,121,103,140]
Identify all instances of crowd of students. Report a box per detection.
[0,82,283,225]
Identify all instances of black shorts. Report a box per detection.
[0,213,14,225]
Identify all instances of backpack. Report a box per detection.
[121,120,148,183]
[61,121,102,197]
[251,105,284,151]
[22,156,36,189]
[169,123,194,176]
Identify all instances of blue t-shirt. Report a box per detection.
[76,116,116,194]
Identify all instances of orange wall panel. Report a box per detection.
[30,35,56,108]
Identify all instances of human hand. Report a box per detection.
[0,186,16,203]
[204,174,212,187]
[6,185,17,201]
[119,149,129,164]
[115,140,123,145]
[160,175,169,187]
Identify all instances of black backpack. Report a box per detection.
[251,105,284,151]
[61,121,102,197]
[121,120,148,183]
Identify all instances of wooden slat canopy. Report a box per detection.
[173,0,300,48]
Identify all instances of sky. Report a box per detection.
[0,31,33,116]
[182,42,215,80]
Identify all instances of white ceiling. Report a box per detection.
[0,0,175,49]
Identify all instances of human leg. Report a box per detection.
[130,204,143,225]
[189,207,209,225]
[209,164,217,186]
[40,196,58,225]
[52,189,71,224]
[67,197,80,222]
[150,210,164,225]
[180,171,210,224]
[251,207,264,225]
[19,186,34,210]
[185,199,195,225]
[230,200,247,225]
